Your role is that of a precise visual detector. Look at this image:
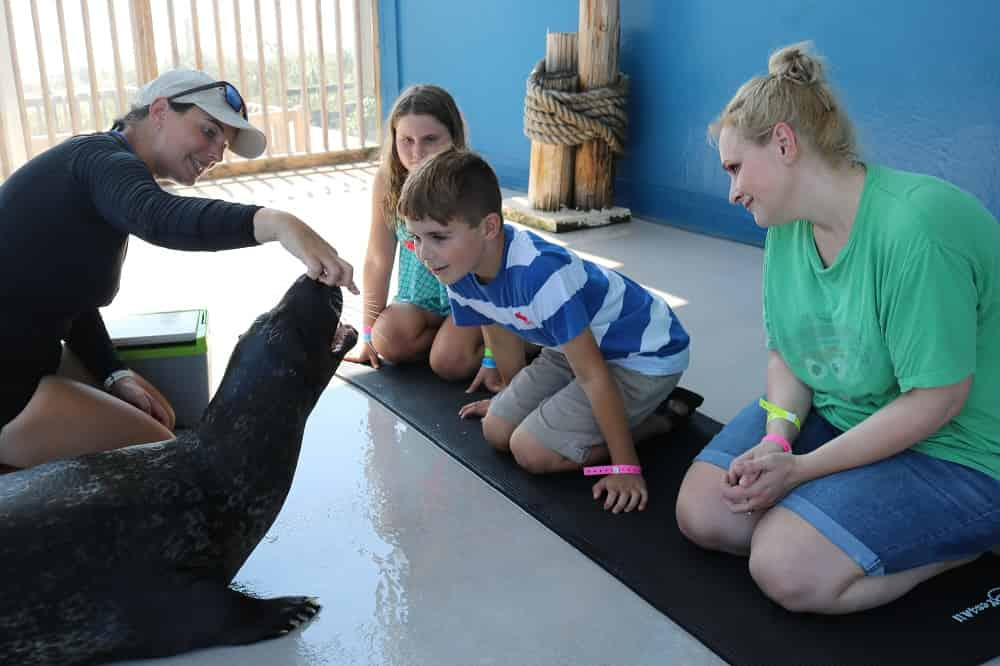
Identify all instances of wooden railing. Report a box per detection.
[0,0,382,181]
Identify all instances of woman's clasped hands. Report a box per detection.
[722,438,799,514]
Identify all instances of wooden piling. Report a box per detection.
[527,32,578,211]
[574,0,619,210]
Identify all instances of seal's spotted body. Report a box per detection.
[0,276,356,665]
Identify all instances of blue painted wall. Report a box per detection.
[379,1,1000,245]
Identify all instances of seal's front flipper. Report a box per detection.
[163,583,322,652]
[217,589,322,645]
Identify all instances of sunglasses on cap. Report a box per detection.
[167,80,247,120]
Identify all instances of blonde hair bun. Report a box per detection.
[768,41,825,86]
[708,41,858,165]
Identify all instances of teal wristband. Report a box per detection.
[481,357,497,369]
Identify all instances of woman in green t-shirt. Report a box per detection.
[675,41,1000,614]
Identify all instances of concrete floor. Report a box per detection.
[103,164,996,666]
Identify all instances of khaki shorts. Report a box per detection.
[488,348,682,463]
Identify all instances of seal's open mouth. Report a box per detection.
[330,323,357,355]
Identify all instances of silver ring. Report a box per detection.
[746,510,754,516]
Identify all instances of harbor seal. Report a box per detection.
[0,275,357,665]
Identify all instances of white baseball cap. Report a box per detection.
[135,69,266,159]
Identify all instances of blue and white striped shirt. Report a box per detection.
[447,225,689,375]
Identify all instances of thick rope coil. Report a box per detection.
[523,58,629,154]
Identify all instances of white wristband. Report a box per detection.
[103,369,135,391]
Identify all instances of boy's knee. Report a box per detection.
[481,414,512,453]
[508,430,560,474]
[511,454,552,475]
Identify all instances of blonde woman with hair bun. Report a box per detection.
[676,42,1000,614]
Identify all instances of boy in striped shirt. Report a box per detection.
[398,150,699,512]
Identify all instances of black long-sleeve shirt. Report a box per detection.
[0,132,261,383]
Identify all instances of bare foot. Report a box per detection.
[661,387,705,424]
[633,387,705,443]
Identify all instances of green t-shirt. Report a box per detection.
[763,165,1000,479]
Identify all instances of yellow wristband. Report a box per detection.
[759,398,801,429]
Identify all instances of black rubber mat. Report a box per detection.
[338,362,1000,666]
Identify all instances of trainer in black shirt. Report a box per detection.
[0,69,357,470]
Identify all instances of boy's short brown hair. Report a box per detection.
[397,149,502,227]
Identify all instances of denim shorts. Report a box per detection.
[695,398,1000,575]
[489,348,681,464]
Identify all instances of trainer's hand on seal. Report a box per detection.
[253,208,359,294]
[110,375,175,431]
[458,399,491,420]
[593,473,648,513]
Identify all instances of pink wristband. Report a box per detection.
[583,464,642,477]
[762,433,792,453]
